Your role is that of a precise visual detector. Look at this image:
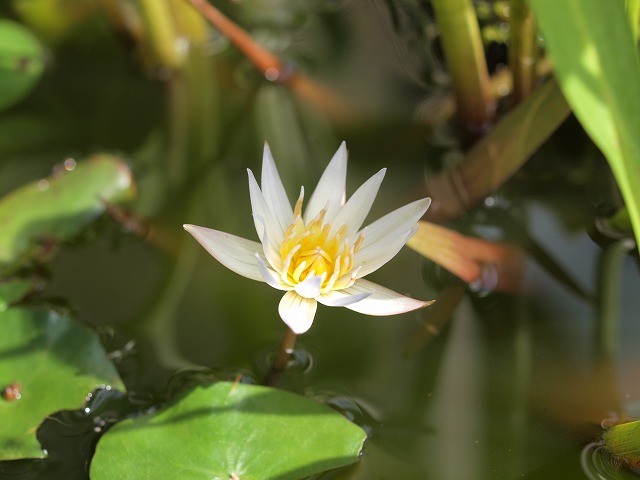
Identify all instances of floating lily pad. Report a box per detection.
[91,382,367,480]
[0,307,123,459]
[0,154,135,274]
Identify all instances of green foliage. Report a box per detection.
[0,154,135,274]
[0,307,122,459]
[0,277,34,312]
[0,19,44,111]
[91,381,367,480]
[529,0,640,253]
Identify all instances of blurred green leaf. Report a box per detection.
[91,381,367,480]
[11,0,88,45]
[0,19,44,111]
[0,154,135,275]
[0,307,123,459]
[529,0,640,254]
[0,278,35,312]
[625,0,640,40]
[603,419,640,469]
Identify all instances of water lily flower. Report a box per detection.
[184,142,433,334]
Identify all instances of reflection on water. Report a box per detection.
[581,442,639,480]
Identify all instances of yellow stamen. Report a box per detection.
[279,197,362,291]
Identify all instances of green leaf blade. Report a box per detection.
[529,0,640,252]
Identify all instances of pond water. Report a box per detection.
[1,1,639,479]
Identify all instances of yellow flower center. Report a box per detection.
[280,193,363,293]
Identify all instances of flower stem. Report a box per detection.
[265,327,297,385]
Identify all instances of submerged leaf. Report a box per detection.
[91,381,367,480]
[0,307,123,459]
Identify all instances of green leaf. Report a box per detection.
[0,154,135,274]
[0,277,35,312]
[603,420,640,468]
[529,0,640,254]
[0,307,123,459]
[0,19,45,111]
[91,382,367,480]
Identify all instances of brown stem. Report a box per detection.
[265,327,297,385]
[184,0,356,122]
[186,0,281,73]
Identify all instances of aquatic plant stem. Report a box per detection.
[431,0,495,130]
[265,327,297,385]
[509,0,538,103]
[139,0,182,69]
[424,78,569,222]
[596,238,636,358]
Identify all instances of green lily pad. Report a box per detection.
[0,307,123,459]
[0,153,135,275]
[0,19,44,111]
[91,382,367,480]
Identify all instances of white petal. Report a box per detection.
[253,213,283,271]
[304,142,347,223]
[256,254,289,291]
[261,143,293,234]
[358,198,431,251]
[184,224,264,282]
[278,291,318,334]
[353,198,430,278]
[318,291,371,307]
[247,169,284,247]
[293,275,323,298]
[330,168,386,239]
[333,278,433,316]
[354,225,418,279]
